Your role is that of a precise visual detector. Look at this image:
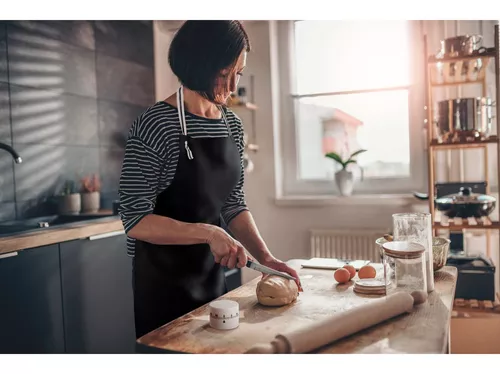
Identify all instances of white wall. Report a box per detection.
[153,21,499,287]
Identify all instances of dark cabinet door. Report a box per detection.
[224,268,242,292]
[0,245,65,353]
[60,232,136,353]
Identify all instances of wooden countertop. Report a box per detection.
[137,260,458,354]
[0,215,124,255]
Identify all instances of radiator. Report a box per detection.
[310,229,384,263]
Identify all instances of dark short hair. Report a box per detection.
[168,21,251,105]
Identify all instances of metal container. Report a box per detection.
[436,97,493,142]
[440,35,485,57]
[435,187,496,218]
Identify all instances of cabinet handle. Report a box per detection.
[88,230,125,241]
[0,251,18,260]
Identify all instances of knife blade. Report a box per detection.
[245,260,296,281]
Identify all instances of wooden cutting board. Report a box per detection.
[137,260,457,354]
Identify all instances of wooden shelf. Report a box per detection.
[433,211,500,230]
[431,80,487,88]
[428,50,496,64]
[453,296,500,314]
[430,136,499,150]
[228,102,258,111]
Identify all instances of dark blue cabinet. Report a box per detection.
[0,245,65,353]
[59,232,136,353]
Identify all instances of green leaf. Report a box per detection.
[348,149,368,160]
[325,152,345,166]
[344,159,358,167]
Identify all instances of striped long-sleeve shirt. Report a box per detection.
[118,101,248,256]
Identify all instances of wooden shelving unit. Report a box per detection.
[228,102,258,111]
[424,25,500,260]
[227,74,259,172]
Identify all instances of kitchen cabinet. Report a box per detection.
[0,245,65,353]
[60,231,136,353]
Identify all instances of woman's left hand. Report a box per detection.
[261,258,303,292]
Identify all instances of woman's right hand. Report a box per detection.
[205,226,248,269]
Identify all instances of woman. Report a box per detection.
[119,20,302,339]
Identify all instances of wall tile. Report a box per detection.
[0,202,16,221]
[96,54,154,107]
[13,143,99,202]
[99,146,124,194]
[0,151,15,202]
[0,39,7,84]
[0,83,11,142]
[0,22,6,41]
[95,21,153,68]
[15,198,58,219]
[10,85,98,146]
[0,20,155,220]
[98,99,144,147]
[7,24,96,97]
[9,21,95,50]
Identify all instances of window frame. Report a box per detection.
[276,20,428,197]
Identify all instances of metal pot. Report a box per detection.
[435,187,496,218]
[435,97,494,142]
[413,186,496,218]
[440,35,486,57]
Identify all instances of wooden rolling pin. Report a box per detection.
[246,291,421,354]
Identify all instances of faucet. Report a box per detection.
[0,142,22,163]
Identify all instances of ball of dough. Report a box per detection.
[358,265,376,279]
[256,274,299,307]
[334,268,351,284]
[343,264,356,280]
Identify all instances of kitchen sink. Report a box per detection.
[0,214,117,237]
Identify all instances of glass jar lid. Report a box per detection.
[382,241,425,259]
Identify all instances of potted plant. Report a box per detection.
[325,149,367,196]
[58,180,81,215]
[80,173,101,213]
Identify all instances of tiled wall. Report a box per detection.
[0,21,155,221]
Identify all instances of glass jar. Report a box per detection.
[382,241,427,295]
[392,213,434,292]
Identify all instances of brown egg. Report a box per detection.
[334,268,351,284]
[358,265,376,279]
[343,264,356,280]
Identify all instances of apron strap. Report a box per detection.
[177,86,194,160]
[177,85,233,160]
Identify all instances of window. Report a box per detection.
[278,20,426,196]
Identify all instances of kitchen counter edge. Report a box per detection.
[0,217,124,255]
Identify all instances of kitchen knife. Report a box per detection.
[245,259,296,281]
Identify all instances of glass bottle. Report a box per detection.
[392,213,434,292]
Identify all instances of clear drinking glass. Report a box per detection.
[392,213,434,292]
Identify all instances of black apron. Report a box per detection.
[132,86,241,339]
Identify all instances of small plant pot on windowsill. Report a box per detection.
[325,149,367,198]
[58,193,81,215]
[335,169,354,196]
[81,191,100,213]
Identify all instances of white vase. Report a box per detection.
[81,191,100,213]
[335,169,354,196]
